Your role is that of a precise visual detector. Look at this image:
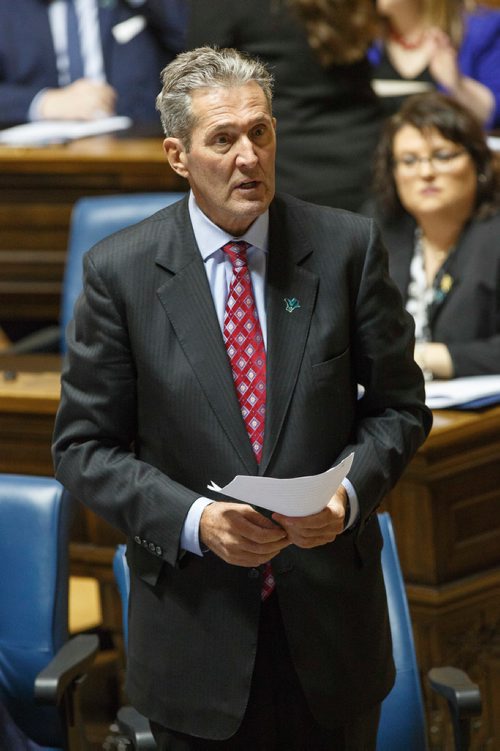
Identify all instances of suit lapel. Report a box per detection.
[155,203,257,473]
[260,198,319,474]
[385,217,415,302]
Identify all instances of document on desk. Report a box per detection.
[425,375,500,409]
[207,452,354,517]
[0,116,132,146]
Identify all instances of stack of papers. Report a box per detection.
[0,116,132,146]
[425,375,500,409]
[207,453,354,516]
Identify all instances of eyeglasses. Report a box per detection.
[393,149,467,174]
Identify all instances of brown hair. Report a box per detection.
[288,0,379,65]
[372,92,500,220]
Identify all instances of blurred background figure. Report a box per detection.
[0,0,187,127]
[370,92,500,380]
[187,0,383,212]
[369,0,500,128]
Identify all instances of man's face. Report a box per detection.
[164,81,276,236]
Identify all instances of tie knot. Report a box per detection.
[222,241,250,270]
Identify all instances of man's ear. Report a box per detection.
[163,137,189,179]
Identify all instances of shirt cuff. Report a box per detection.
[180,497,214,556]
[341,478,359,530]
[28,91,47,121]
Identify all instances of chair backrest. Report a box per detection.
[60,192,186,352]
[377,512,428,751]
[113,544,130,649]
[0,475,73,749]
[113,515,428,750]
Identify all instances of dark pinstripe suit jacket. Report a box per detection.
[53,193,431,738]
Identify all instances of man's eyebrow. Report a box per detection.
[206,114,272,136]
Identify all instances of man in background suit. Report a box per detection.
[52,46,432,749]
[0,0,187,126]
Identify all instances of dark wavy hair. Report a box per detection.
[372,92,500,220]
[288,0,379,65]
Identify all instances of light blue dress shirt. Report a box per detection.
[181,193,358,555]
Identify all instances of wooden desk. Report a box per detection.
[1,358,499,747]
[384,407,500,749]
[0,135,185,326]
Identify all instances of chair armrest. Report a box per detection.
[35,633,100,705]
[428,666,481,751]
[117,705,157,750]
[2,325,61,354]
[428,667,481,717]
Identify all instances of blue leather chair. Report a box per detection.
[60,192,186,352]
[0,475,99,751]
[377,513,481,751]
[110,514,481,750]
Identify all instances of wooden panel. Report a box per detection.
[0,136,186,323]
[408,569,500,750]
[384,406,500,584]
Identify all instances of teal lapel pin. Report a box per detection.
[284,297,301,313]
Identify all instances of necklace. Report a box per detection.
[388,24,425,50]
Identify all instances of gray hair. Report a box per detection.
[156,46,274,150]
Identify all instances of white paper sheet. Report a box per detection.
[0,116,132,146]
[425,375,500,409]
[207,452,354,517]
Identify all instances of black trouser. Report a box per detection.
[150,592,381,750]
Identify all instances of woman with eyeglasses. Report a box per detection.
[371,92,500,379]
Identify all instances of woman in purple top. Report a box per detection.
[368,0,500,128]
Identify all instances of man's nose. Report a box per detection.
[235,137,258,168]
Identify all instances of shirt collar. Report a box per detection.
[188,191,269,261]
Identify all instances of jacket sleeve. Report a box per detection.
[336,219,433,522]
[459,10,500,129]
[52,250,198,569]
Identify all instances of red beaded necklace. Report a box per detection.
[388,24,425,50]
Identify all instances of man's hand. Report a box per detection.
[271,485,349,549]
[38,79,117,121]
[200,502,289,566]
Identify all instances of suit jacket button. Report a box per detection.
[156,546,162,556]
[148,542,155,552]
[134,536,141,544]
[142,539,148,547]
[248,568,260,579]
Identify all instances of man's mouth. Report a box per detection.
[235,180,259,190]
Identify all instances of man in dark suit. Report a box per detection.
[0,0,186,126]
[52,46,432,749]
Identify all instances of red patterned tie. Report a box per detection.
[222,241,275,600]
